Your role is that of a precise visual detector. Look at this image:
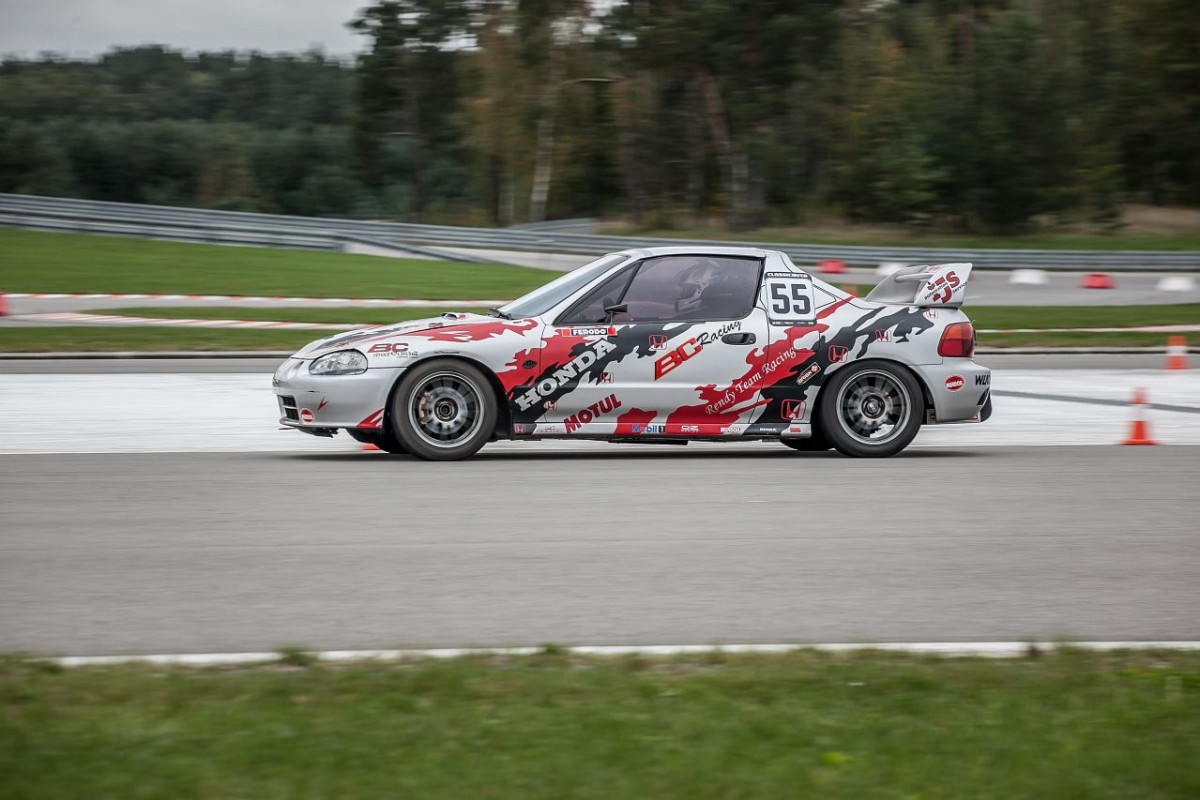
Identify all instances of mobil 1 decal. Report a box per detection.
[764,272,816,327]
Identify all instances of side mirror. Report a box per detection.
[603,302,628,322]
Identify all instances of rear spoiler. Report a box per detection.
[864,263,973,308]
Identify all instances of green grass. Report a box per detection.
[95,305,490,324]
[969,303,1200,330]
[0,326,319,352]
[0,228,548,299]
[2,649,1198,799]
[622,225,1200,251]
[978,331,1182,348]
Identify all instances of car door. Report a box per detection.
[539,254,769,436]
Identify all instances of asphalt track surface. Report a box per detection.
[1,445,1197,657]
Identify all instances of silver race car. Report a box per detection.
[273,247,991,459]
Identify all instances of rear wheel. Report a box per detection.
[391,359,496,461]
[346,427,407,454]
[818,361,923,458]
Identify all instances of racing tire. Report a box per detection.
[390,359,496,461]
[781,427,833,452]
[818,360,924,458]
[346,427,408,454]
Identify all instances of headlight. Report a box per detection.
[309,350,368,375]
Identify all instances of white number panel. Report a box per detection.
[763,272,816,326]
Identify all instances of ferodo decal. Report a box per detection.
[945,375,965,391]
[565,394,623,432]
[514,339,616,410]
[560,326,615,337]
[654,337,703,379]
[764,272,816,326]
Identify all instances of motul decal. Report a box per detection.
[565,394,623,432]
[514,339,617,410]
[299,408,315,423]
[828,345,848,363]
[654,337,703,380]
[945,375,965,391]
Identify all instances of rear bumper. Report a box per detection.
[913,360,991,424]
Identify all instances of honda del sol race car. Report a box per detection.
[273,246,991,460]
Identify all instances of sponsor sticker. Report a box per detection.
[299,408,315,423]
[649,334,668,351]
[720,423,749,435]
[514,339,617,411]
[828,345,848,363]
[654,338,702,380]
[564,394,622,432]
[598,372,614,384]
[559,326,614,337]
[874,329,892,342]
[680,424,700,433]
[945,375,965,392]
[367,342,415,357]
[796,363,822,386]
[512,423,530,435]
[975,374,990,386]
[644,423,665,434]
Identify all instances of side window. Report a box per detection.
[623,256,761,322]
[557,266,636,325]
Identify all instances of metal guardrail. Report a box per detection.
[2,193,1197,271]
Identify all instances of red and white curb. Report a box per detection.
[12,312,367,330]
[3,292,508,305]
[46,641,1200,667]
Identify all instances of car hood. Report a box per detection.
[294,312,536,359]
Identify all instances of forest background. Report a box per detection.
[1,0,1196,234]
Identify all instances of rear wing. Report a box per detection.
[864,263,973,308]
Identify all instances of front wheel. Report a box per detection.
[818,361,924,458]
[390,359,497,461]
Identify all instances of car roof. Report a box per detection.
[612,245,772,259]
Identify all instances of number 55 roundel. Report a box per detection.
[763,272,816,326]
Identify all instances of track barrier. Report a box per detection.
[1080,273,1115,289]
[1166,336,1189,370]
[1010,269,1049,286]
[1121,387,1158,445]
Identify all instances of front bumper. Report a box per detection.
[272,358,404,431]
[914,359,991,424]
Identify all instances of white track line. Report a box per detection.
[50,641,1200,667]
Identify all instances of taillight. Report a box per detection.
[938,322,975,358]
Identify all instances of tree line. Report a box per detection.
[1,0,1196,231]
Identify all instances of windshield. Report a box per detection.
[499,254,630,319]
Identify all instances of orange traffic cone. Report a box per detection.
[819,259,848,275]
[0,293,8,317]
[1166,336,1189,370]
[1121,387,1158,445]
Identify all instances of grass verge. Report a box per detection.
[2,648,1197,799]
[92,306,491,324]
[0,229,550,299]
[0,327,319,353]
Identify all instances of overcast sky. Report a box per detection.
[0,0,372,59]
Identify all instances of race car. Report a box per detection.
[273,246,991,460]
